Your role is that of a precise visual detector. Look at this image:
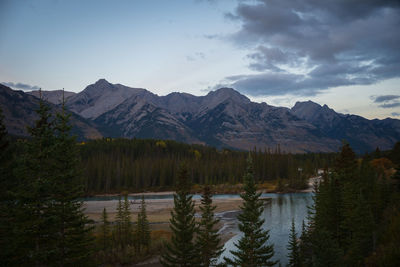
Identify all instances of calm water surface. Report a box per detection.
[85,192,313,265]
[219,192,313,266]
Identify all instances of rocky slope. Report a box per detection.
[0,84,102,140]
[65,79,344,152]
[291,101,400,152]
[3,79,399,153]
[27,90,76,105]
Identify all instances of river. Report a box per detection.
[84,192,314,266]
[218,192,313,265]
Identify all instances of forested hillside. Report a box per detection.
[299,142,400,266]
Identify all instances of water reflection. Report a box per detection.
[219,193,313,266]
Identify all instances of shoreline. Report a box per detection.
[83,176,320,197]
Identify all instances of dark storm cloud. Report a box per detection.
[222,0,400,96]
[2,82,40,91]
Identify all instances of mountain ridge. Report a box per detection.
[2,79,399,153]
[0,84,102,140]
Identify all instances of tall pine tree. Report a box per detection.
[136,195,151,254]
[196,185,224,266]
[122,194,132,247]
[51,94,94,266]
[160,163,199,266]
[0,107,17,266]
[115,195,124,249]
[224,155,277,267]
[287,219,300,267]
[99,207,110,252]
[15,94,58,265]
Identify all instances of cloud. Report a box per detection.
[218,0,400,96]
[372,95,400,103]
[391,112,400,117]
[2,81,40,91]
[371,94,400,109]
[379,102,400,108]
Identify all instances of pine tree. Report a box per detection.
[99,207,110,252]
[299,220,308,266]
[51,95,94,265]
[160,163,199,266]
[0,107,17,265]
[196,185,224,266]
[136,195,151,253]
[115,195,124,248]
[122,193,132,247]
[224,155,277,267]
[15,94,58,265]
[287,219,300,267]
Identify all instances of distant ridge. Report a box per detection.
[0,83,102,140]
[1,79,399,153]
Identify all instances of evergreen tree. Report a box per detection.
[196,185,224,266]
[115,195,124,248]
[52,95,94,265]
[311,228,343,267]
[122,194,132,247]
[287,219,300,267]
[99,207,110,252]
[299,220,308,266]
[224,155,277,267]
[160,163,199,266]
[136,195,151,253]
[15,95,58,265]
[0,107,17,265]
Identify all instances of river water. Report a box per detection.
[84,192,313,266]
[218,192,313,265]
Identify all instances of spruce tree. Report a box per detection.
[99,207,110,252]
[196,185,224,266]
[52,95,94,266]
[224,155,277,267]
[160,163,199,266]
[15,94,57,265]
[287,219,300,267]
[115,195,124,248]
[136,195,151,253]
[0,107,17,265]
[122,194,132,247]
[299,220,308,266]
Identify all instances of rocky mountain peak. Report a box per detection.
[203,87,250,109]
[292,101,338,121]
[94,78,109,85]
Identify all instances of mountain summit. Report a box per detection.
[1,80,399,153]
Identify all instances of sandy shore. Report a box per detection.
[83,197,243,223]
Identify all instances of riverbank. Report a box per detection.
[86,177,319,197]
[84,197,243,223]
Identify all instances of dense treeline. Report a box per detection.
[79,138,337,193]
[294,142,400,266]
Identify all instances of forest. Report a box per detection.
[1,98,400,266]
[78,138,337,193]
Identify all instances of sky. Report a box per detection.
[0,0,399,119]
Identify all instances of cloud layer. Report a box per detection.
[371,94,400,109]
[222,0,400,96]
[2,82,40,91]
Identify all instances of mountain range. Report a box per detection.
[1,79,399,153]
[0,84,101,140]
